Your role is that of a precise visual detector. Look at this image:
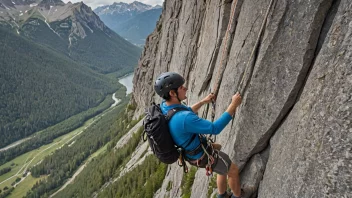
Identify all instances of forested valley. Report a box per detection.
[25,97,140,197]
[0,27,122,149]
[0,1,145,197]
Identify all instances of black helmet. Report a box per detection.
[154,72,185,97]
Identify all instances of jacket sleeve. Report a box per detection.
[183,112,232,135]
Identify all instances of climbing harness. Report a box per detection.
[208,0,276,138]
[177,149,189,173]
[202,143,215,176]
[184,135,217,176]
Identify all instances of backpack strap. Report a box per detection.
[183,134,197,148]
[165,107,188,121]
[165,107,197,149]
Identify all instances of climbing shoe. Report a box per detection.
[219,191,242,198]
[217,191,235,198]
[230,193,241,198]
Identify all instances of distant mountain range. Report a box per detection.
[94,1,162,46]
[0,0,141,148]
[94,1,161,15]
[0,0,142,73]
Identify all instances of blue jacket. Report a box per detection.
[160,101,232,159]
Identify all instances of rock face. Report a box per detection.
[131,0,351,197]
[258,0,352,197]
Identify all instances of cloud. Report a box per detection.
[62,0,164,9]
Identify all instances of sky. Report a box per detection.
[62,0,164,9]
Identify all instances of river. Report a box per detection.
[118,73,134,95]
[0,137,32,152]
[0,73,135,152]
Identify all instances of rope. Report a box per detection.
[207,0,239,143]
[212,0,239,97]
[209,0,275,139]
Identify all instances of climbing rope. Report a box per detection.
[212,0,239,97]
[204,0,238,143]
[208,0,275,141]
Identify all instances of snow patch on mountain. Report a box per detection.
[94,1,154,15]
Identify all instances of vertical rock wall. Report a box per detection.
[131,0,351,197]
[259,0,351,197]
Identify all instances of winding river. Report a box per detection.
[0,73,135,152]
[118,73,134,95]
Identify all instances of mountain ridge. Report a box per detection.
[0,0,142,73]
[94,1,162,46]
[94,1,159,15]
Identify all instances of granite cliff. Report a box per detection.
[131,0,351,197]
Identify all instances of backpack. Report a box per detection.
[143,103,195,165]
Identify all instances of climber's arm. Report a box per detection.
[191,93,215,113]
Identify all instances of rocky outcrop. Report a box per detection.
[39,0,65,9]
[131,0,351,197]
[0,0,37,8]
[114,120,143,150]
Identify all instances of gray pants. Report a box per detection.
[188,149,232,175]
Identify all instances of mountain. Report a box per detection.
[0,0,142,74]
[113,8,162,46]
[152,5,162,9]
[0,0,141,148]
[94,1,153,15]
[94,1,162,46]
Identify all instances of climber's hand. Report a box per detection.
[201,93,216,104]
[231,92,242,108]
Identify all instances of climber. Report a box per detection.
[154,72,242,198]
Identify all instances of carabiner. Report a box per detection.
[205,165,213,176]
